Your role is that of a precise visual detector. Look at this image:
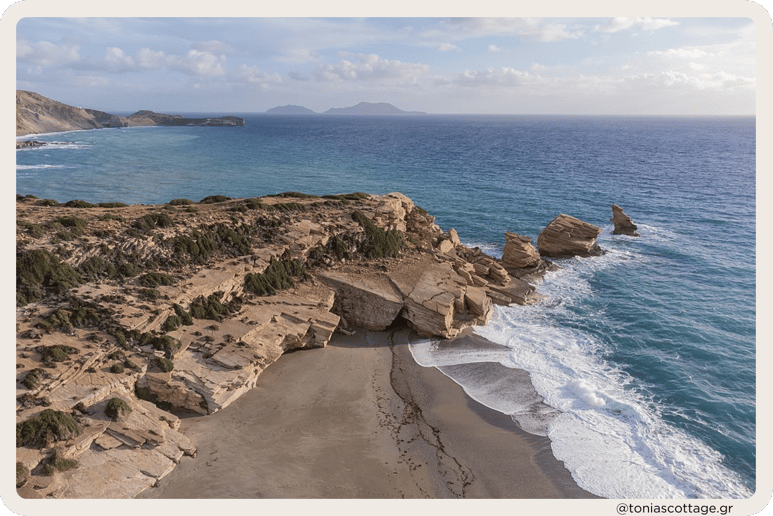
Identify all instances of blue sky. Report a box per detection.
[15,16,758,115]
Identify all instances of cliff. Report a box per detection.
[16,91,244,137]
[15,191,548,498]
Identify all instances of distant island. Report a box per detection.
[16,90,245,137]
[324,102,426,115]
[265,105,317,115]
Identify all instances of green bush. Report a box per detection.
[244,258,304,297]
[64,199,94,208]
[352,210,404,259]
[162,315,182,332]
[16,409,81,448]
[110,363,124,374]
[269,191,319,199]
[105,398,132,420]
[138,272,176,288]
[22,369,42,390]
[39,199,60,206]
[97,202,128,208]
[149,335,180,358]
[173,303,194,325]
[16,249,83,305]
[199,195,231,204]
[189,293,231,320]
[133,212,174,232]
[17,220,44,238]
[79,256,117,279]
[168,198,194,205]
[44,447,79,475]
[99,213,125,222]
[154,356,174,372]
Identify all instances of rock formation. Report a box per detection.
[15,191,545,498]
[537,214,603,258]
[16,90,244,137]
[610,204,639,236]
[502,232,541,269]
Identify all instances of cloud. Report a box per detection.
[136,48,166,69]
[437,42,459,51]
[191,40,233,54]
[312,53,429,83]
[530,63,547,71]
[274,48,321,64]
[454,67,539,88]
[647,47,710,59]
[165,49,227,77]
[595,17,679,33]
[16,39,80,66]
[488,45,501,52]
[235,64,284,86]
[437,18,582,42]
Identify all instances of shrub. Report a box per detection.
[39,199,60,206]
[64,199,94,208]
[149,335,180,359]
[162,315,182,332]
[138,272,176,288]
[79,256,117,279]
[269,191,319,199]
[97,202,128,208]
[99,213,125,222]
[244,258,304,297]
[199,195,231,204]
[322,192,369,201]
[22,369,42,390]
[40,345,78,363]
[154,356,174,372]
[189,293,231,320]
[169,198,194,205]
[133,212,174,232]
[352,210,404,259]
[173,303,194,325]
[44,447,79,475]
[16,249,83,305]
[17,220,44,238]
[110,363,124,374]
[16,409,81,448]
[105,398,132,420]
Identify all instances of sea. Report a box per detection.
[16,114,756,499]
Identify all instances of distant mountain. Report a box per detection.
[265,105,317,115]
[324,102,426,115]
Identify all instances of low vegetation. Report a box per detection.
[105,398,132,420]
[16,409,81,448]
[352,210,404,259]
[244,257,305,296]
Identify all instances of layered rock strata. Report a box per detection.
[15,191,542,498]
[610,204,640,236]
[537,214,603,258]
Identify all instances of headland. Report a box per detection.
[15,190,609,499]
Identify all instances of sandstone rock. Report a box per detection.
[449,228,462,247]
[437,239,455,255]
[402,263,468,338]
[502,232,541,269]
[537,214,603,258]
[317,272,403,330]
[610,204,640,236]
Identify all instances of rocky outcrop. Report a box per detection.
[502,232,541,269]
[15,191,555,498]
[537,214,603,258]
[610,205,639,236]
[16,90,244,136]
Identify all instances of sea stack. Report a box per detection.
[610,204,639,236]
[537,214,603,258]
[502,232,541,269]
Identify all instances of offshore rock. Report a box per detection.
[537,214,603,258]
[502,232,541,269]
[610,204,640,236]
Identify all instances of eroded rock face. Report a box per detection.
[537,214,603,258]
[502,232,541,269]
[610,204,640,236]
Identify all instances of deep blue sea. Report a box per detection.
[16,114,756,499]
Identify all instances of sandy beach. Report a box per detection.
[137,326,596,499]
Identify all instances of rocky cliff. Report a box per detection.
[16,91,244,136]
[15,191,553,498]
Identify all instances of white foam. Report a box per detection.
[15,164,71,170]
[412,246,752,499]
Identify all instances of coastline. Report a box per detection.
[137,326,596,499]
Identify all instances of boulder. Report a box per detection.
[610,204,640,236]
[502,232,541,269]
[317,272,403,331]
[402,263,468,338]
[537,214,603,258]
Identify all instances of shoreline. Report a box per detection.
[137,326,596,499]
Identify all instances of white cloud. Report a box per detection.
[16,39,80,66]
[595,17,679,33]
[166,49,226,77]
[454,67,538,88]
[136,48,166,69]
[647,48,710,59]
[530,63,547,71]
[488,45,501,52]
[438,42,459,51]
[436,18,582,42]
[235,64,283,85]
[102,47,135,72]
[312,54,429,83]
[274,48,321,64]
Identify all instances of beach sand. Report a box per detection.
[137,326,597,499]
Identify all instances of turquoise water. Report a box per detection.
[16,115,756,498]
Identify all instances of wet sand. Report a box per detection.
[137,327,597,499]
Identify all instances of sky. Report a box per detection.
[13,15,760,116]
